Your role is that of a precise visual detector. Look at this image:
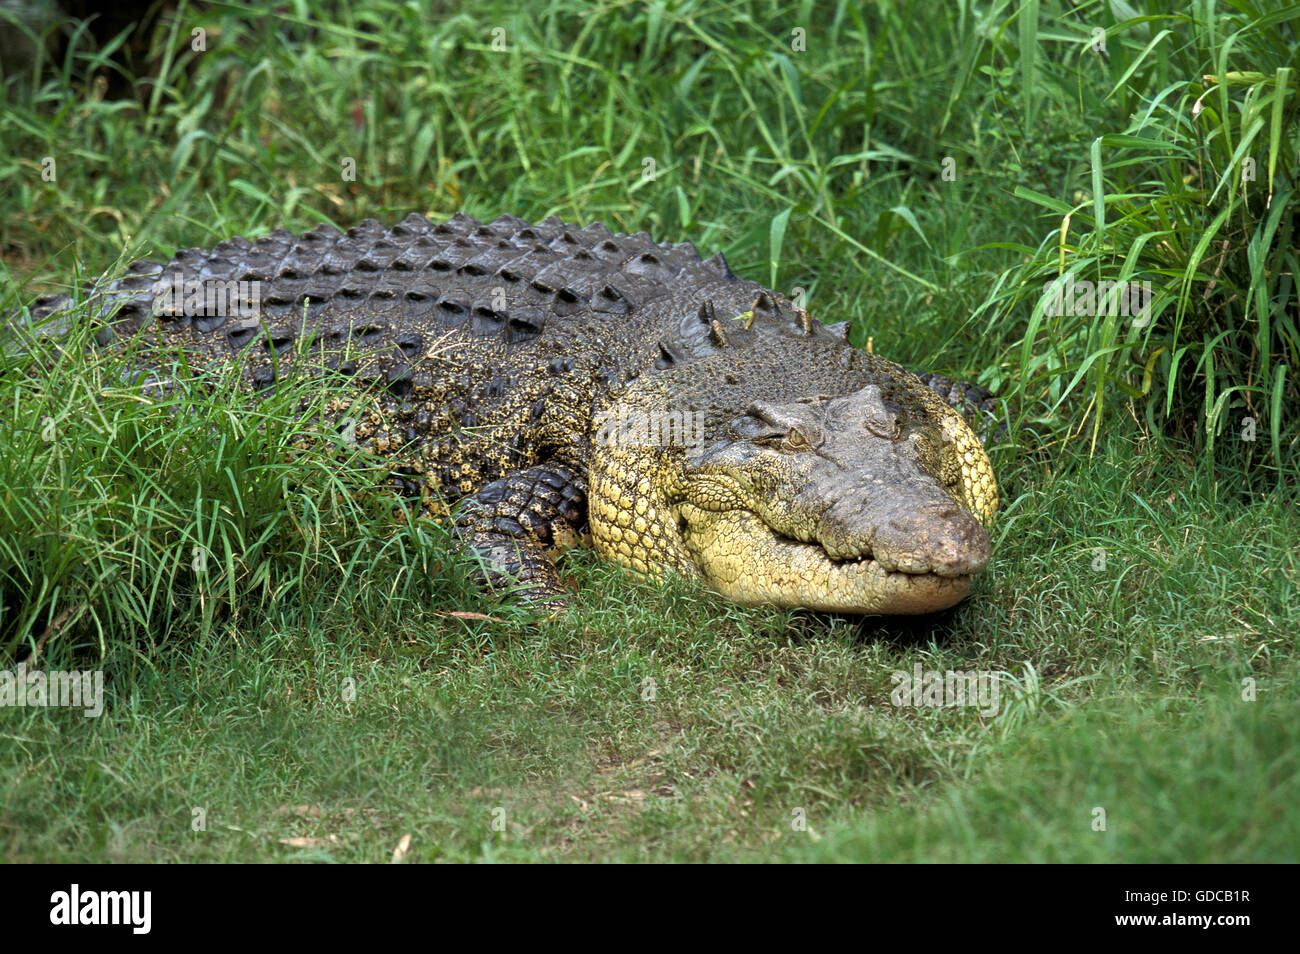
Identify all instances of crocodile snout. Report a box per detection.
[871,500,990,577]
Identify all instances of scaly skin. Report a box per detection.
[11,213,999,614]
[589,329,996,613]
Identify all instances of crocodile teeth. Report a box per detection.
[820,539,872,563]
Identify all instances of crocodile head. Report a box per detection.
[673,383,994,613]
[590,371,998,615]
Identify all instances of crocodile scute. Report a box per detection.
[12,212,999,614]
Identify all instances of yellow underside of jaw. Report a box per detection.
[678,505,974,615]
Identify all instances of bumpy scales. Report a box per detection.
[15,212,999,614]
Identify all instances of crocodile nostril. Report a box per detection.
[878,503,990,577]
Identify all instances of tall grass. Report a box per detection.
[969,1,1298,483]
[0,308,470,662]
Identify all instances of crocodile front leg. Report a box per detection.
[916,372,997,418]
[452,462,587,606]
[916,372,1003,443]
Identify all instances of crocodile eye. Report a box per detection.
[865,414,899,440]
[784,429,806,448]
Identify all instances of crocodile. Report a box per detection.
[11,212,999,614]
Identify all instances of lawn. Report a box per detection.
[0,0,1296,862]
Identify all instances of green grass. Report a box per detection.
[0,0,1296,862]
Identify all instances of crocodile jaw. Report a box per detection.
[678,505,976,614]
